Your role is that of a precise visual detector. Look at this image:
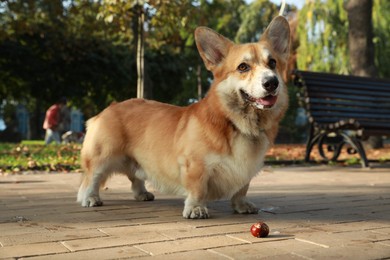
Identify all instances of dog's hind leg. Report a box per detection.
[77,157,119,207]
[127,165,154,202]
[231,183,258,214]
[77,166,108,207]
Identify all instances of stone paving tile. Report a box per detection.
[61,230,171,252]
[0,222,48,236]
[0,229,106,246]
[159,223,252,240]
[136,235,247,256]
[310,220,390,233]
[210,238,328,259]
[377,240,390,247]
[370,227,390,235]
[99,222,191,237]
[20,246,148,260]
[0,242,69,258]
[296,240,390,260]
[270,195,390,211]
[295,230,390,248]
[140,249,228,259]
[41,217,178,231]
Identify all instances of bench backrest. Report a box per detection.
[293,70,390,134]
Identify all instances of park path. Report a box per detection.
[1,164,390,259]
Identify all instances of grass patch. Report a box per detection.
[21,140,45,145]
[0,142,82,173]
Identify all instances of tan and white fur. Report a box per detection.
[77,16,290,219]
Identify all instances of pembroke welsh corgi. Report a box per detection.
[77,16,290,219]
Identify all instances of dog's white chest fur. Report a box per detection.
[203,132,269,200]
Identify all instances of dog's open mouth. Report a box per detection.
[240,89,277,109]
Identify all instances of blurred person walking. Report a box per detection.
[43,97,67,145]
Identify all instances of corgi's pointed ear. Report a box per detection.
[195,27,233,71]
[261,16,290,57]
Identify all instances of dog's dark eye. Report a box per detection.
[268,59,277,69]
[237,63,250,72]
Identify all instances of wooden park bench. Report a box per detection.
[293,70,390,167]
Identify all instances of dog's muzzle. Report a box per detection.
[240,89,278,110]
[240,75,279,110]
[240,76,279,109]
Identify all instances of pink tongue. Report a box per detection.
[256,95,277,106]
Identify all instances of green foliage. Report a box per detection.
[297,0,390,78]
[372,0,390,78]
[235,0,278,43]
[297,0,348,74]
[0,0,137,119]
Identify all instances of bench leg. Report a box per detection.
[340,133,369,168]
[306,129,369,167]
[318,134,345,161]
[305,124,320,162]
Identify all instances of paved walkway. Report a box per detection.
[1,164,390,259]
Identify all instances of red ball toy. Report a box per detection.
[250,222,269,238]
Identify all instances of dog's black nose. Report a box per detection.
[262,76,279,92]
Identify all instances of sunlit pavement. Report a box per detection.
[1,164,390,259]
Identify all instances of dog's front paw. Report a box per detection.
[232,199,258,214]
[134,191,155,201]
[183,206,209,219]
[82,196,103,207]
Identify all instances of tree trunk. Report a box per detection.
[346,0,377,77]
[136,2,145,99]
[345,0,382,148]
[197,64,202,101]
